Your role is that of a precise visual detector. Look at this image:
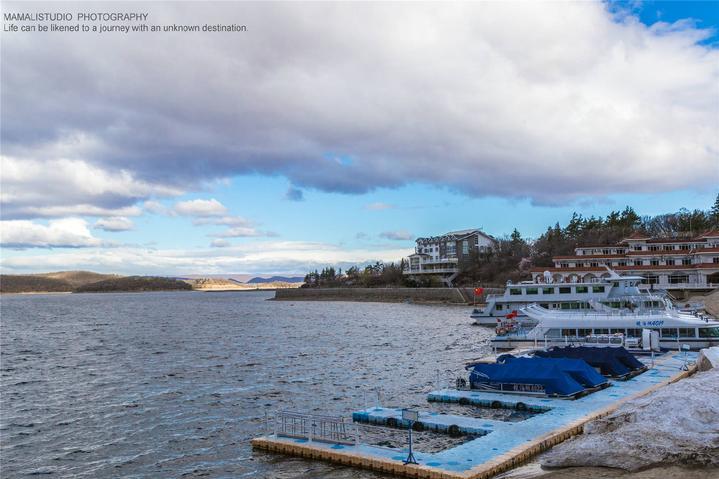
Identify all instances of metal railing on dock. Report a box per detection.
[270,411,358,445]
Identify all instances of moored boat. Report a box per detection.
[490,301,719,351]
[471,269,667,327]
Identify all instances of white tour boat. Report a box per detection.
[471,269,667,327]
[490,299,719,351]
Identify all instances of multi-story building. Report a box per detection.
[529,230,719,290]
[403,229,497,286]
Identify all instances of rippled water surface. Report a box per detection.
[1,291,493,478]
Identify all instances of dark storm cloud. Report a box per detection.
[2,1,717,219]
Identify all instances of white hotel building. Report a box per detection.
[530,230,719,290]
[403,229,497,286]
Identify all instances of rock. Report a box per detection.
[698,346,719,372]
[541,367,719,471]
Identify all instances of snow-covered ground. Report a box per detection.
[541,350,719,471]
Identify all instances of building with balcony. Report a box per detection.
[529,230,719,291]
[403,228,497,286]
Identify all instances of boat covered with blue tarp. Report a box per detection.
[468,356,609,398]
[532,346,646,379]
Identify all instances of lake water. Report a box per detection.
[1,291,493,478]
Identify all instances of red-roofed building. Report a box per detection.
[530,230,719,290]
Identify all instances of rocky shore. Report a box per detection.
[540,347,719,474]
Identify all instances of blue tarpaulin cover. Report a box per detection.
[469,357,608,397]
[533,346,645,378]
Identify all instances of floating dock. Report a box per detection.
[252,352,697,479]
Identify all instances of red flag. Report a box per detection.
[474,287,484,296]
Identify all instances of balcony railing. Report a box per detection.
[640,282,719,290]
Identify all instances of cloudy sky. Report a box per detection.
[1,1,717,276]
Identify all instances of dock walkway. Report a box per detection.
[252,352,697,479]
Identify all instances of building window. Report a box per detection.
[680,244,690,250]
[618,261,627,266]
[682,258,692,266]
[713,257,719,264]
[634,245,642,251]
[669,274,689,284]
[634,260,643,266]
[663,245,673,251]
[590,262,598,267]
[462,240,469,255]
[651,259,659,266]
[642,275,659,285]
[649,245,659,251]
[602,249,611,255]
[560,263,569,268]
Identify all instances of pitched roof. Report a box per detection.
[622,232,651,241]
[697,229,719,239]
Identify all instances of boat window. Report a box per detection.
[570,303,580,309]
[609,329,625,335]
[542,287,554,294]
[660,328,678,338]
[699,327,719,338]
[496,304,503,311]
[578,328,592,336]
[509,288,522,296]
[593,328,609,334]
[560,303,571,310]
[539,303,549,308]
[678,328,695,338]
[626,328,642,337]
[561,329,576,337]
[559,287,571,294]
[613,282,619,287]
[526,288,538,295]
[592,286,605,293]
[576,286,588,293]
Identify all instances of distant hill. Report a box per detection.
[75,276,193,293]
[0,275,74,293]
[0,271,120,293]
[247,276,304,284]
[183,278,250,291]
[39,271,121,287]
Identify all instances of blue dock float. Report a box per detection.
[352,406,506,436]
[252,352,698,479]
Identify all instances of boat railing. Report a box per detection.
[523,303,681,320]
[270,410,358,445]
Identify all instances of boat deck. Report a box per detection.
[252,352,697,479]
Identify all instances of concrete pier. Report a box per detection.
[252,352,697,479]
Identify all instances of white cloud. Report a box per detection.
[173,198,228,217]
[366,202,395,211]
[1,3,716,207]
[210,239,232,248]
[94,217,134,232]
[210,226,269,238]
[0,155,182,219]
[143,200,171,215]
[379,230,414,241]
[0,218,104,248]
[0,241,412,275]
[192,215,254,227]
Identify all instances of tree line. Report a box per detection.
[303,194,719,288]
